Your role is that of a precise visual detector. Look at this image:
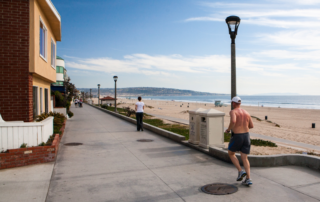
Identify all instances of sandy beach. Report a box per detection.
[117,98,320,155]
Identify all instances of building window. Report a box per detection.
[45,89,48,113]
[40,88,43,114]
[33,86,38,120]
[51,39,56,68]
[40,19,47,60]
[56,66,64,73]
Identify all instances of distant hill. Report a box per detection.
[78,87,226,97]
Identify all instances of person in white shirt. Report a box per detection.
[74,99,78,108]
[135,96,145,131]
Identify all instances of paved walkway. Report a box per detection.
[46,105,320,202]
[147,113,320,152]
[0,162,54,202]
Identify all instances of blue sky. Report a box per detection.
[53,0,320,95]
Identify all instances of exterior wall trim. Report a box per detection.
[50,37,56,69]
[45,0,61,21]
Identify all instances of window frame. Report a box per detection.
[51,38,56,69]
[39,17,47,62]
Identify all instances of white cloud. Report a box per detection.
[268,0,320,5]
[185,16,320,29]
[220,9,320,19]
[185,17,223,22]
[254,50,320,61]
[261,30,320,50]
[185,1,320,29]
[65,53,305,80]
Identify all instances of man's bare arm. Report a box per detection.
[135,105,137,111]
[248,116,254,129]
[226,111,236,132]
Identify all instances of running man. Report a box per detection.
[225,96,254,186]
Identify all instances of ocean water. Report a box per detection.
[131,95,320,109]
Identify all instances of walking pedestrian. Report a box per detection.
[79,99,83,108]
[225,96,254,186]
[74,98,78,108]
[135,96,145,131]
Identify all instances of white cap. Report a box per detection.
[231,96,241,104]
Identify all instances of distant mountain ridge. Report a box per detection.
[78,87,226,97]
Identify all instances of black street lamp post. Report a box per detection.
[226,15,240,110]
[97,84,100,106]
[113,76,118,112]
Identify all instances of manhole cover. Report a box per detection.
[201,183,238,195]
[64,143,83,146]
[137,139,153,142]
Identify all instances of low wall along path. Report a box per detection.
[0,119,67,170]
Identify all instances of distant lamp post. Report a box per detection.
[113,76,118,112]
[226,15,240,110]
[90,89,92,99]
[97,84,101,106]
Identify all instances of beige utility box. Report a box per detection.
[189,108,206,145]
[198,109,225,149]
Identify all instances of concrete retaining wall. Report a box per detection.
[208,147,320,171]
[87,104,320,171]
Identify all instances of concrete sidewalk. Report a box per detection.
[46,105,320,202]
[147,113,320,152]
[0,162,54,202]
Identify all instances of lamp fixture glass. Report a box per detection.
[225,16,241,43]
[113,76,118,81]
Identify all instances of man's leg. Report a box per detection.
[228,150,242,172]
[136,113,140,131]
[240,152,250,179]
[140,113,144,131]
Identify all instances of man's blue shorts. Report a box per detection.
[228,132,251,154]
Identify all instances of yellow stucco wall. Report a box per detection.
[33,75,52,114]
[29,0,57,83]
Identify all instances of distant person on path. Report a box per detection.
[74,99,78,108]
[225,96,254,186]
[135,96,145,131]
[79,99,83,108]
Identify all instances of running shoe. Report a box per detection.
[242,178,253,186]
[237,170,247,181]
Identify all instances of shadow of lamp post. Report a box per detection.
[226,15,240,110]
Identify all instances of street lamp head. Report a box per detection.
[226,16,241,42]
[98,84,100,87]
[113,76,118,82]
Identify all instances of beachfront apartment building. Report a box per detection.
[0,0,61,122]
[51,56,68,94]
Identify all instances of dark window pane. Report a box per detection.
[33,87,38,120]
